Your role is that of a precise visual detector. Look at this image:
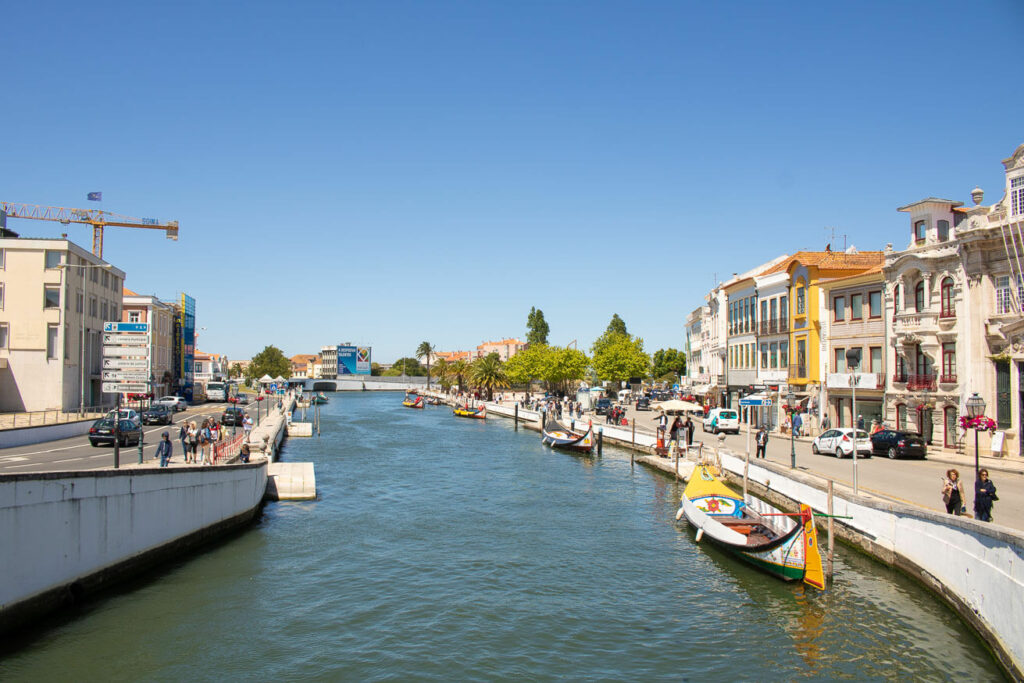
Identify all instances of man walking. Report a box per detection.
[684,416,695,446]
[755,425,768,459]
[156,431,173,467]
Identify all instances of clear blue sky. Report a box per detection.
[4,0,1022,363]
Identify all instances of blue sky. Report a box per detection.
[4,0,1023,363]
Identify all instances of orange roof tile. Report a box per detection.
[759,251,884,275]
[123,287,138,296]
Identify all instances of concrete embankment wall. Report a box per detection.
[243,394,298,461]
[305,377,428,392]
[0,418,97,449]
[464,396,1024,679]
[0,461,268,635]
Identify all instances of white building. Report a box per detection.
[0,238,125,412]
[121,289,177,398]
[320,345,338,379]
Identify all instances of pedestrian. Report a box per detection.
[870,419,883,435]
[793,412,803,437]
[756,425,768,458]
[178,422,189,461]
[156,431,173,467]
[821,413,830,432]
[240,441,251,463]
[200,420,213,465]
[941,469,965,516]
[658,412,668,439]
[856,414,865,430]
[187,420,199,463]
[210,420,220,443]
[974,469,998,522]
[670,416,682,444]
[685,416,695,446]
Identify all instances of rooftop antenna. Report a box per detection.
[825,226,847,251]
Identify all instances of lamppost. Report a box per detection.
[229,396,238,436]
[846,348,862,495]
[965,392,987,483]
[787,390,796,469]
[57,261,112,415]
[256,395,264,426]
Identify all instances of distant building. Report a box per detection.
[121,287,177,398]
[0,238,125,412]
[290,354,317,379]
[194,351,229,383]
[475,338,526,361]
[434,350,473,364]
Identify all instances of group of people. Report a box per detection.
[152,414,255,467]
[942,468,999,522]
[657,413,696,446]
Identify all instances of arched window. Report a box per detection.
[940,278,955,317]
[914,220,927,244]
[914,281,925,312]
[893,284,901,313]
[937,220,950,242]
[896,404,907,431]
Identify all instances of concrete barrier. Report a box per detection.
[266,462,316,500]
[0,460,268,635]
[0,418,97,449]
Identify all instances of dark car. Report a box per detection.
[89,418,144,447]
[142,404,174,425]
[635,396,651,411]
[595,398,612,415]
[221,406,247,426]
[870,429,927,459]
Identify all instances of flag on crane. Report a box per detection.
[87,192,102,201]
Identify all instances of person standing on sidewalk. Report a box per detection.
[974,469,998,522]
[156,431,173,467]
[941,469,965,515]
[243,414,253,441]
[685,416,695,446]
[178,423,189,462]
[793,412,803,437]
[755,425,768,458]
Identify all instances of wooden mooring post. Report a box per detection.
[597,427,603,455]
[514,403,519,430]
[631,419,636,466]
[826,479,835,581]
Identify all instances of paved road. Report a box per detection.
[0,399,273,474]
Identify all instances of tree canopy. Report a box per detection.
[651,348,687,380]
[245,345,291,382]
[592,335,650,384]
[382,357,426,376]
[470,352,509,400]
[606,313,628,337]
[526,307,550,345]
[504,344,589,394]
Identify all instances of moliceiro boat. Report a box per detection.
[541,419,594,452]
[676,465,825,589]
[402,395,424,409]
[453,404,486,419]
[311,392,329,405]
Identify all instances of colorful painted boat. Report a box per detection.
[402,396,425,409]
[453,404,486,419]
[426,397,443,406]
[541,420,594,452]
[676,464,825,589]
[311,392,329,405]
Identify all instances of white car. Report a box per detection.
[812,428,873,458]
[107,408,141,426]
[702,408,740,434]
[154,395,189,412]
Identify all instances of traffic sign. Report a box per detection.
[103,358,149,369]
[102,382,149,393]
[739,397,773,407]
[102,370,149,382]
[103,322,148,333]
[103,346,148,357]
[103,334,149,346]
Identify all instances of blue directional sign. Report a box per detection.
[672,384,680,392]
[739,397,772,407]
[104,322,148,333]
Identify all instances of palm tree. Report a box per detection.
[432,358,450,391]
[416,341,436,389]
[470,353,509,401]
[449,359,469,393]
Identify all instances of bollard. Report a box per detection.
[514,403,519,430]
[597,427,603,455]
[827,479,835,581]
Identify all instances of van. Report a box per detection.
[702,408,740,434]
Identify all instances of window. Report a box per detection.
[894,284,901,313]
[796,286,806,315]
[44,250,62,269]
[834,296,846,322]
[937,220,950,242]
[995,275,1024,315]
[780,342,789,368]
[760,300,768,327]
[91,268,98,283]
[0,249,4,268]
[914,220,926,243]
[76,290,83,313]
[0,323,7,349]
[129,311,140,323]
[46,324,58,359]
[869,291,882,318]
[751,297,757,327]
[870,346,882,373]
[760,343,768,369]
[834,347,846,373]
[111,304,118,321]
[1012,176,1024,217]
[997,361,1011,428]
[796,339,807,374]
[770,342,778,368]
[89,296,97,318]
[0,283,3,310]
[101,301,108,322]
[44,285,60,309]
[744,298,750,333]
[896,404,907,431]
[102,270,109,288]
[915,344,932,377]
[780,295,788,319]
[942,343,956,379]
[850,293,863,320]
[940,278,955,318]
[914,281,925,312]
[894,352,907,381]
[770,298,778,323]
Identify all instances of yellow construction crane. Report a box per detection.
[0,201,178,258]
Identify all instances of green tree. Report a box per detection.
[383,357,426,376]
[590,314,631,359]
[449,359,469,389]
[370,362,383,376]
[592,335,650,385]
[432,358,451,389]
[470,352,509,400]
[504,344,589,395]
[651,348,687,380]
[246,345,291,383]
[228,363,243,379]
[606,313,628,337]
[416,341,436,389]
[504,345,544,387]
[526,307,550,346]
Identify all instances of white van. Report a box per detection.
[702,408,740,434]
[617,389,633,404]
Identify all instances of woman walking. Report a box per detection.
[974,469,998,522]
[187,420,199,463]
[941,469,965,515]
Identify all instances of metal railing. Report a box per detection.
[906,374,937,391]
[0,404,115,430]
[213,433,246,464]
[939,374,958,385]
[787,364,807,380]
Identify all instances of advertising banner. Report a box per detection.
[337,345,371,375]
[179,294,196,401]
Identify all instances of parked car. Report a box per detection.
[812,428,873,458]
[142,404,174,425]
[702,408,740,434]
[635,396,651,411]
[154,395,189,412]
[595,398,612,415]
[221,406,247,426]
[870,429,927,459]
[106,408,141,426]
[89,418,144,447]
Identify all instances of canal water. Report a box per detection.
[0,393,1004,681]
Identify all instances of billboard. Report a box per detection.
[179,294,196,400]
[337,345,371,375]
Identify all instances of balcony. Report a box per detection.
[939,374,957,385]
[906,374,936,391]
[788,364,807,380]
[893,312,938,338]
[757,319,787,335]
[892,372,907,384]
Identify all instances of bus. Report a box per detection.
[206,381,228,402]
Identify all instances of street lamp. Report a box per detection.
[787,390,796,469]
[846,348,862,495]
[965,392,987,482]
[256,395,265,426]
[58,261,112,415]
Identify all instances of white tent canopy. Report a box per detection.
[258,374,274,384]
